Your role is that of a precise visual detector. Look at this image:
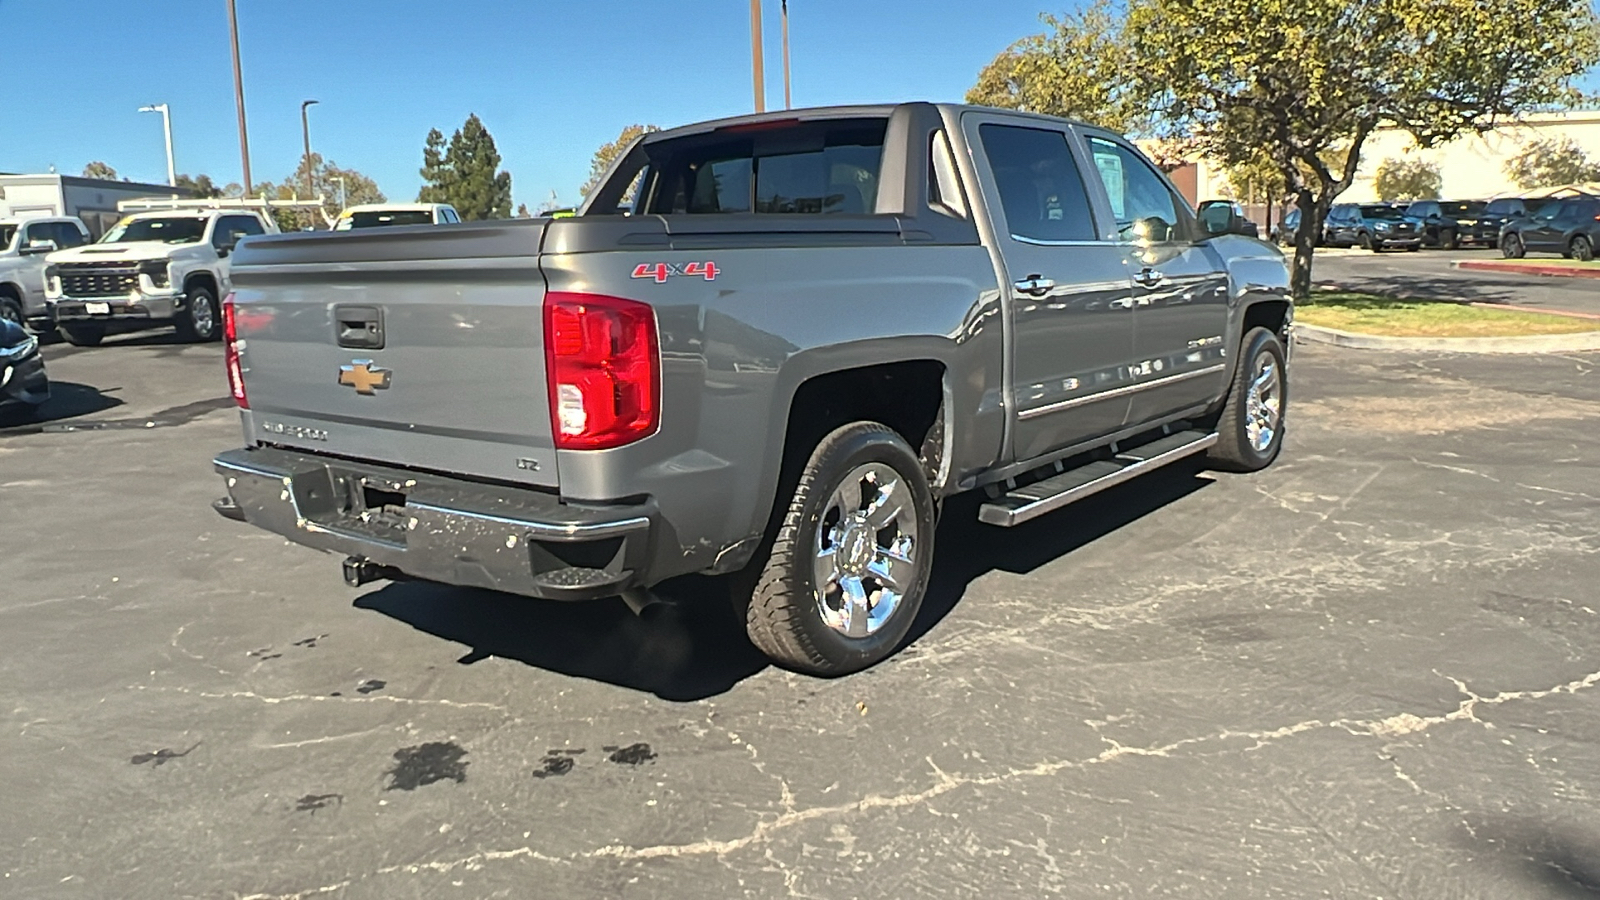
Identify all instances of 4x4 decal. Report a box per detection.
[631,261,719,283]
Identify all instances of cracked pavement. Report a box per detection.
[3,335,1600,898]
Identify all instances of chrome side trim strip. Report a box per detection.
[405,501,650,540]
[1018,363,1227,421]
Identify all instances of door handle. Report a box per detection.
[1013,274,1056,297]
[1134,267,1164,288]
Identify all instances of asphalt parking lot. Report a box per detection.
[1314,247,1600,317]
[4,330,1600,899]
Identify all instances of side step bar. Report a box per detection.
[978,430,1218,527]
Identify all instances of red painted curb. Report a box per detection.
[1456,260,1600,279]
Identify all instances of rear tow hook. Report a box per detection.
[343,556,403,588]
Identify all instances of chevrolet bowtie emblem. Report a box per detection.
[338,360,391,395]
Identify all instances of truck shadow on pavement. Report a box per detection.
[1456,813,1600,896]
[354,461,1214,702]
[0,381,123,435]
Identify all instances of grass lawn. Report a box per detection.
[1297,292,1599,338]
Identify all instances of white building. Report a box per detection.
[1188,109,1600,207]
[0,174,190,238]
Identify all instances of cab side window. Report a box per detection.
[1084,136,1188,244]
[978,123,1096,242]
[54,222,88,248]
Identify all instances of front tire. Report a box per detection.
[58,324,104,346]
[174,285,220,342]
[1445,229,1460,250]
[742,422,937,677]
[1502,233,1525,259]
[1207,327,1288,473]
[0,296,23,329]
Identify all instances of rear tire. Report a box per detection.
[58,324,104,347]
[1572,235,1595,262]
[0,296,23,329]
[1502,233,1525,259]
[174,285,220,342]
[742,422,936,677]
[1207,327,1287,473]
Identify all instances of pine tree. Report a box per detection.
[417,128,451,204]
[444,114,513,220]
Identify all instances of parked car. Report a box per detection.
[212,101,1292,676]
[1480,196,1556,238]
[1198,200,1259,238]
[1323,202,1423,251]
[0,316,47,420]
[44,205,277,346]
[1404,199,1496,249]
[332,203,460,230]
[1499,196,1600,260]
[0,216,91,330]
[1271,207,1324,247]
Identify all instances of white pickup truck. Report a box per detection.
[0,216,92,330]
[45,207,277,346]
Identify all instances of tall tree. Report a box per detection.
[287,152,386,221]
[81,161,118,180]
[1374,158,1443,201]
[1128,0,1600,299]
[416,115,512,220]
[1504,137,1600,188]
[417,128,451,204]
[580,124,660,199]
[965,1,1147,135]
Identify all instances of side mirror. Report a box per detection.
[20,239,58,256]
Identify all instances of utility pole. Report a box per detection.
[750,0,766,112]
[781,0,791,109]
[227,0,253,195]
[301,100,320,230]
[138,104,176,187]
[331,175,346,210]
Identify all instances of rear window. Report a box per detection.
[1486,199,1524,215]
[338,210,435,229]
[0,224,16,250]
[633,119,887,215]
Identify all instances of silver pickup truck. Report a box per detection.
[212,102,1291,676]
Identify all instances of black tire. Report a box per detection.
[58,324,105,347]
[174,285,221,342]
[1572,235,1595,262]
[1502,233,1525,259]
[1445,229,1460,250]
[742,422,937,676]
[0,296,23,329]
[1359,231,1376,251]
[1207,327,1288,473]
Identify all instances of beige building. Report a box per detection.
[1183,110,1600,209]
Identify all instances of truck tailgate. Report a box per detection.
[228,222,558,487]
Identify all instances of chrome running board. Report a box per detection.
[978,430,1217,527]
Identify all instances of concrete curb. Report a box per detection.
[1454,259,1600,279]
[1293,323,1600,354]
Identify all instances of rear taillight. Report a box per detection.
[542,292,659,450]
[223,293,248,409]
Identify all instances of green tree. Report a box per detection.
[1373,157,1443,201]
[966,1,1146,135]
[287,153,386,221]
[174,173,224,199]
[1127,0,1600,299]
[1504,137,1600,188]
[417,128,451,204]
[416,115,512,220]
[82,161,118,180]
[580,124,660,199]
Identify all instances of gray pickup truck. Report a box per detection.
[212,103,1291,676]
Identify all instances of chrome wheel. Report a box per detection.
[190,295,215,337]
[1245,354,1282,453]
[812,462,918,638]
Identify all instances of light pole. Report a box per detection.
[227,0,252,195]
[781,0,791,109]
[138,104,175,187]
[749,0,765,112]
[331,175,347,210]
[300,100,319,198]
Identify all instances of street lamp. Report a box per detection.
[138,103,175,187]
[330,175,347,210]
[749,0,765,112]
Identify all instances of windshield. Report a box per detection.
[1485,199,1523,216]
[1441,201,1486,217]
[99,216,207,244]
[1360,205,1405,219]
[0,225,16,251]
[336,210,434,229]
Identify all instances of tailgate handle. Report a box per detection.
[335,305,385,350]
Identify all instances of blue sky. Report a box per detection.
[0,0,1059,210]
